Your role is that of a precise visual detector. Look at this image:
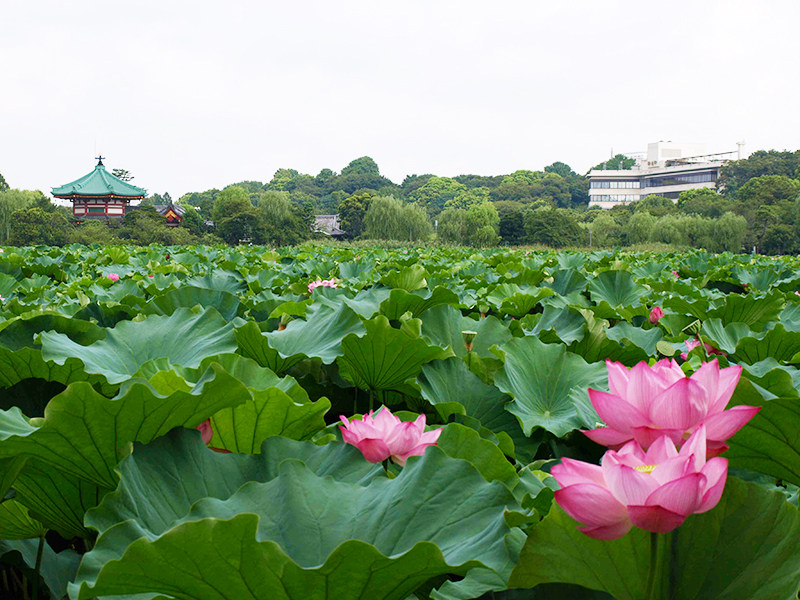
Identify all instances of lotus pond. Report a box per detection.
[0,244,799,599]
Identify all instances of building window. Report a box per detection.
[590,180,641,189]
[88,208,105,214]
[644,171,717,187]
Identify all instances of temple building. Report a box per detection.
[52,156,146,220]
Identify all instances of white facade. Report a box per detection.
[588,142,739,209]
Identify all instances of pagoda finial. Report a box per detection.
[95,155,106,166]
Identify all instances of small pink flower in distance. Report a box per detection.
[583,358,759,457]
[196,419,231,454]
[795,291,800,297]
[339,407,442,466]
[553,427,727,539]
[680,338,726,361]
[147,274,154,278]
[649,306,664,324]
[672,270,680,278]
[309,278,338,293]
[107,273,120,282]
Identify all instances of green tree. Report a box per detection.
[179,189,219,216]
[523,208,585,247]
[436,208,466,244]
[649,215,686,246]
[624,211,656,244]
[592,154,636,171]
[8,207,71,246]
[338,192,374,238]
[0,173,9,192]
[409,176,466,217]
[717,150,800,196]
[180,205,205,236]
[465,201,500,246]
[677,188,729,218]
[635,195,677,217]
[363,196,433,241]
[711,212,747,253]
[255,190,310,245]
[68,220,117,245]
[211,185,253,224]
[587,212,621,247]
[111,168,133,182]
[736,175,800,206]
[334,157,393,194]
[0,189,37,242]
[499,210,526,245]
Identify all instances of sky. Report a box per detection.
[2,0,799,199]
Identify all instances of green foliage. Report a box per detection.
[524,207,585,247]
[363,195,433,241]
[0,189,38,242]
[337,191,373,238]
[409,176,466,217]
[8,207,70,246]
[0,173,8,192]
[717,150,800,196]
[592,153,636,171]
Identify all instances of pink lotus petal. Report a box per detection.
[578,520,633,540]
[698,457,728,512]
[606,360,631,398]
[631,426,684,449]
[628,504,687,533]
[582,427,632,448]
[196,419,213,445]
[648,379,706,430]
[589,390,646,434]
[649,306,664,324]
[554,484,628,527]
[552,458,606,487]
[702,405,761,442]
[352,437,393,463]
[643,435,680,464]
[644,473,705,517]
[605,464,659,506]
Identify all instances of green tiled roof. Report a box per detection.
[52,160,146,198]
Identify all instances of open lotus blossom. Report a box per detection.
[553,426,727,540]
[107,273,120,282]
[680,337,726,360]
[339,407,441,466]
[584,358,759,456]
[672,270,680,278]
[648,306,664,324]
[308,278,337,293]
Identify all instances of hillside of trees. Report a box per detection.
[1,149,799,253]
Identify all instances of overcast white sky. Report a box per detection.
[2,0,799,199]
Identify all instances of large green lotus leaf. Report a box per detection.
[485,284,555,318]
[492,336,607,437]
[605,322,663,356]
[587,270,647,307]
[0,272,18,297]
[0,365,248,488]
[236,303,365,373]
[545,268,587,296]
[184,270,248,294]
[436,423,518,489]
[509,477,800,600]
[340,288,392,319]
[568,309,649,366]
[0,499,47,539]
[73,447,515,600]
[379,286,459,320]
[707,291,784,331]
[380,264,428,291]
[726,378,800,487]
[41,308,237,384]
[733,324,800,364]
[83,430,383,537]
[0,313,106,350]
[14,460,107,539]
[208,385,330,453]
[531,306,586,345]
[741,359,800,398]
[420,306,512,357]
[338,316,453,392]
[142,286,241,321]
[417,358,539,463]
[700,319,752,354]
[0,538,80,600]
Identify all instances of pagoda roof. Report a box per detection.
[52,159,147,198]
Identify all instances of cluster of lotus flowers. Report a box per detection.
[555,358,759,539]
[307,278,338,293]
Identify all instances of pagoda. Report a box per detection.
[52,156,146,220]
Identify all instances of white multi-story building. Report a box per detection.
[587,142,744,209]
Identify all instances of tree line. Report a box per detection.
[0,150,799,252]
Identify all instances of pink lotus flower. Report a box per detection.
[196,419,231,454]
[672,270,680,278]
[680,338,726,360]
[308,278,338,293]
[147,274,154,278]
[553,426,727,539]
[584,359,759,456]
[649,306,664,324]
[107,273,120,282]
[339,407,441,466]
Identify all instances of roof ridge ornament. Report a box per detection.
[95,154,106,166]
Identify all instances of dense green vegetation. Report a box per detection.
[1,149,800,252]
[0,244,799,598]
